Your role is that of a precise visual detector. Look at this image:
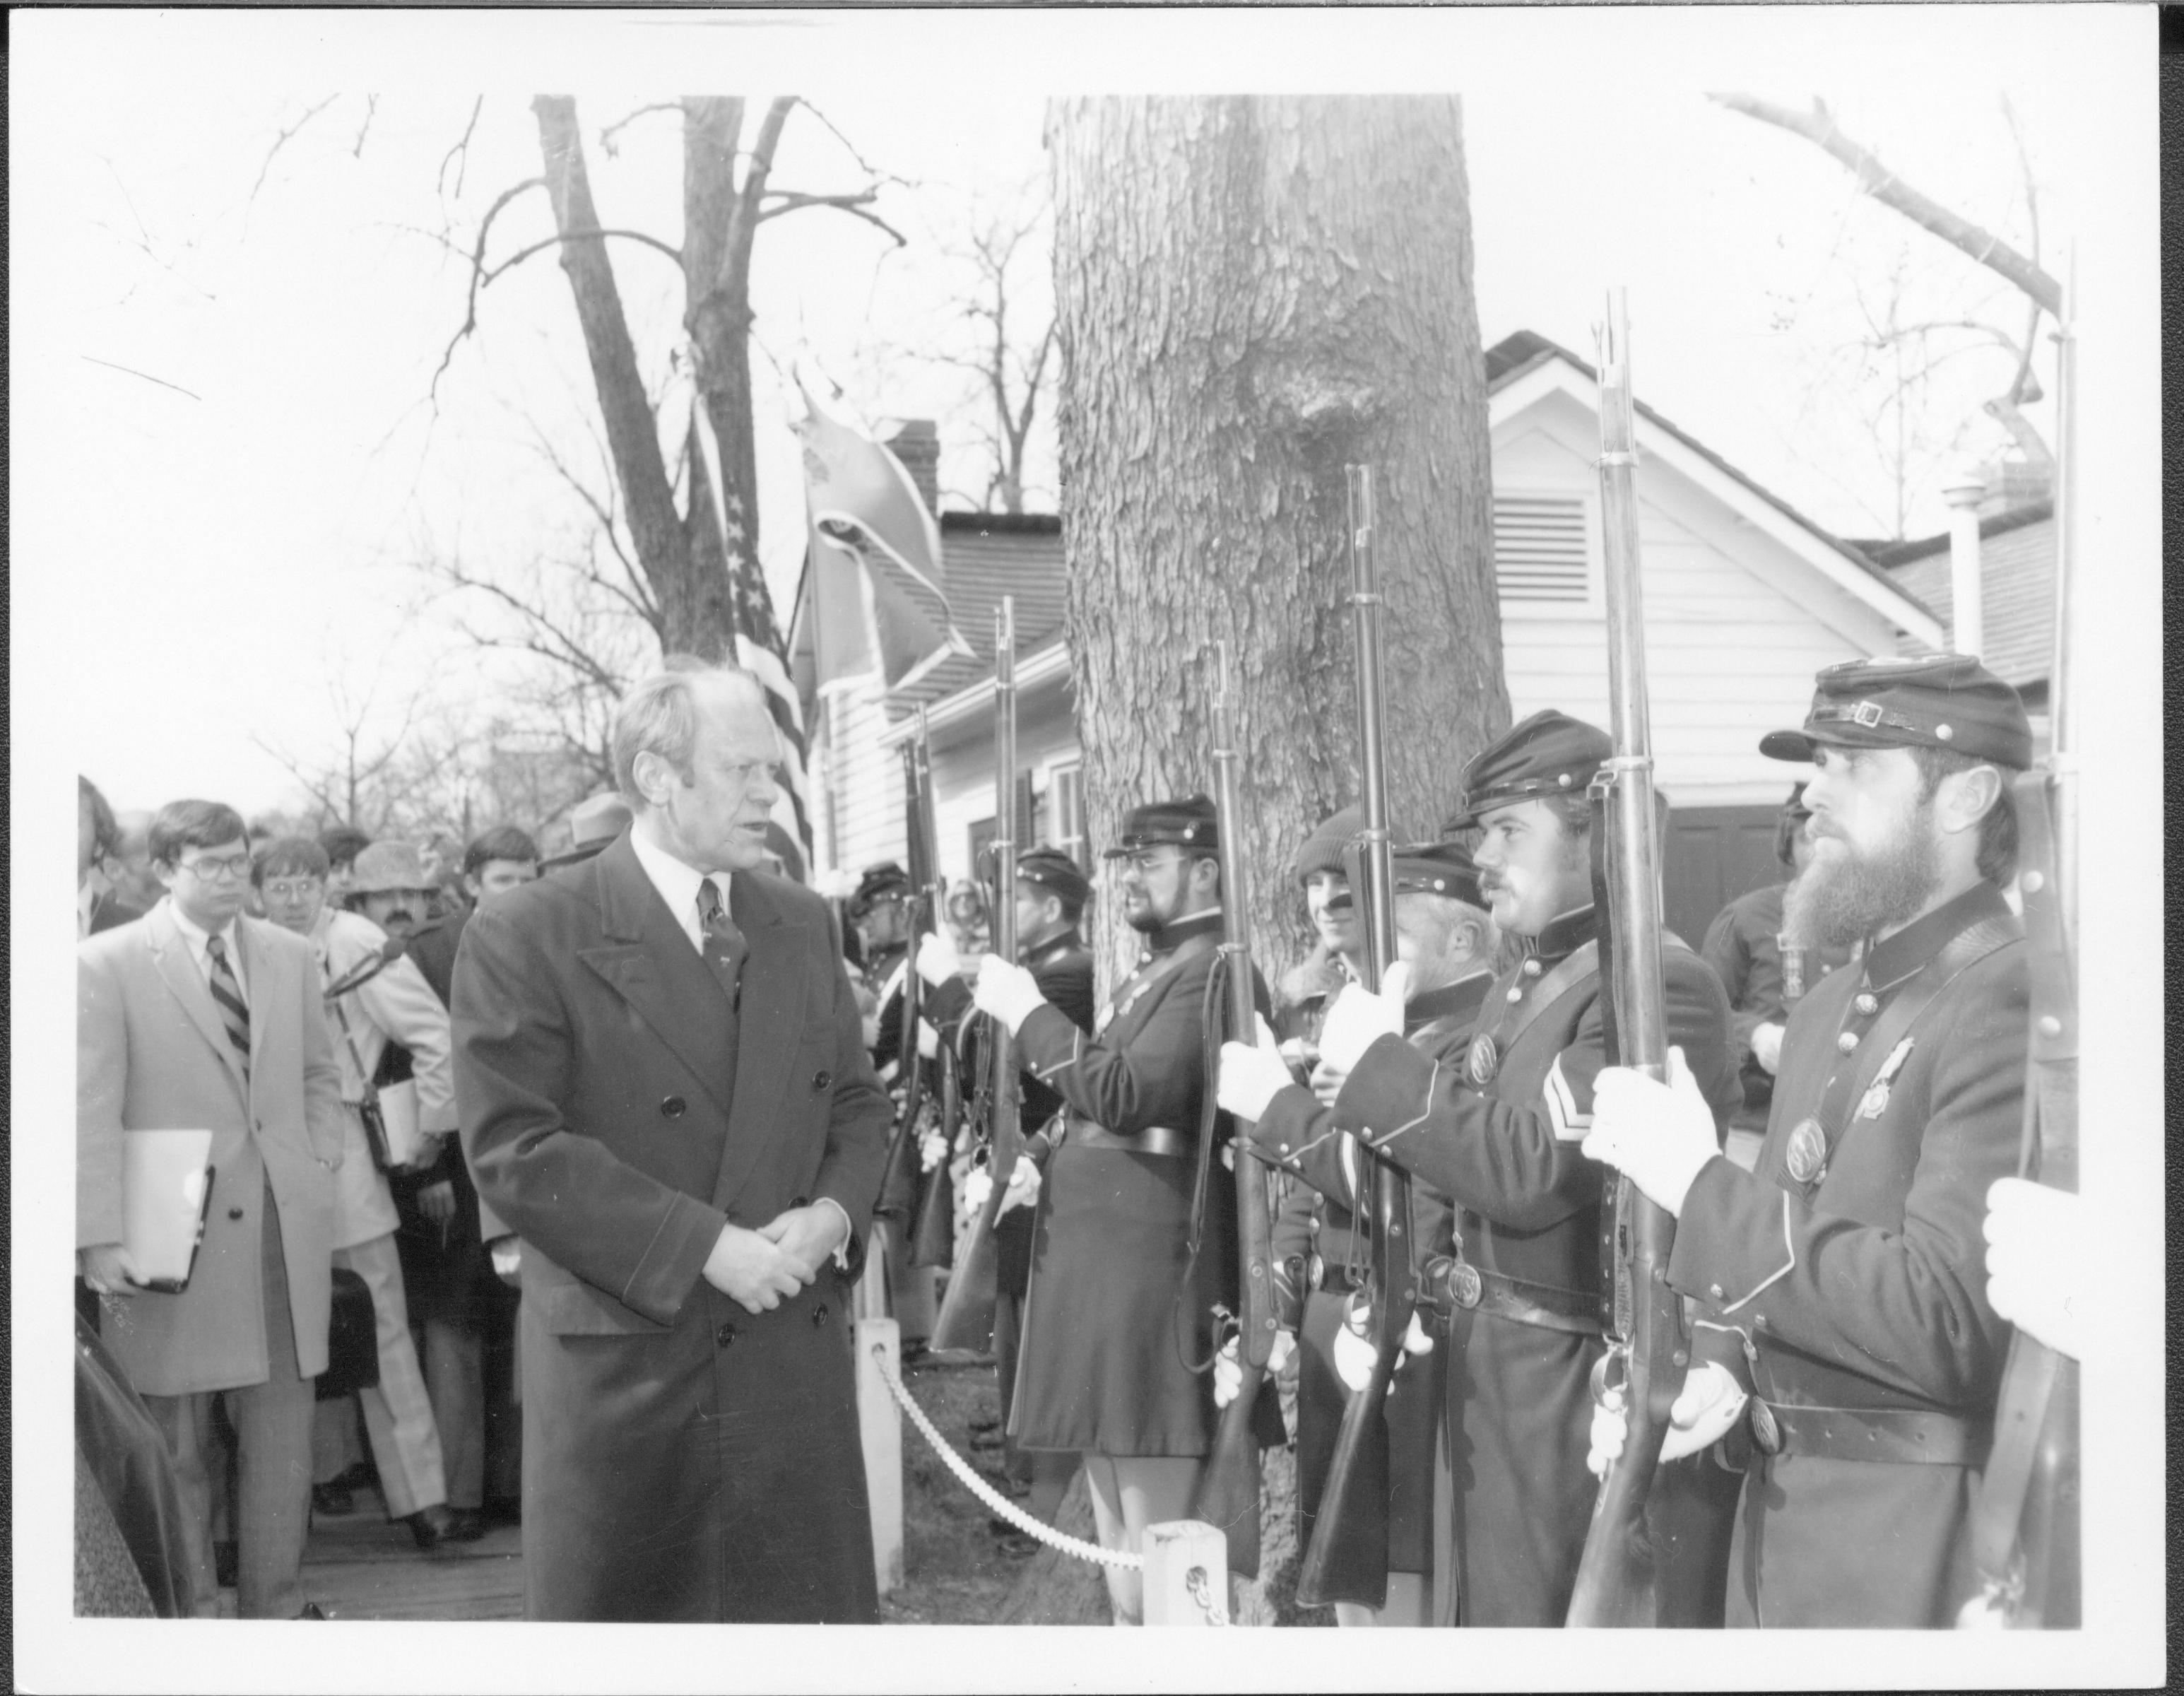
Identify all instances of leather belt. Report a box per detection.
[1422,1256,1602,1337]
[1062,1114,1188,1159]
[1764,1402,1988,1466]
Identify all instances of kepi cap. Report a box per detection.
[847,861,911,918]
[1103,794,1217,859]
[1759,654,2031,770]
[1328,840,1486,913]
[1441,709,1612,832]
[1015,847,1091,908]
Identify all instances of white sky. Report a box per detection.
[11,14,2166,1685]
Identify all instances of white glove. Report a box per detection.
[1212,1329,1296,1408]
[1586,1360,1748,1476]
[919,1126,950,1173]
[916,1018,939,1060]
[915,929,963,988]
[1318,961,1410,1073]
[1983,1177,2082,1360]
[489,1237,522,1286]
[971,955,1047,1034]
[1752,1021,1786,1077]
[1333,1309,1379,1394]
[1398,1309,1435,1363]
[1581,1047,1720,1218]
[961,1165,993,1215]
[1219,1015,1292,1121]
[996,1154,1042,1218]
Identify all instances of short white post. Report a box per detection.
[1942,461,1988,660]
[856,1317,905,1596]
[854,1220,892,1322]
[1140,1519,1228,1626]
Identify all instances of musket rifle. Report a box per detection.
[1959,257,2080,1630]
[876,714,939,1215]
[930,599,1024,1355]
[1294,464,1420,1612]
[1564,292,1684,1628]
[1190,641,1280,1579]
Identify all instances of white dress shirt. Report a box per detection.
[167,900,249,1007]
[627,824,850,1264]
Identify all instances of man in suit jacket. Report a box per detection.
[78,800,347,1619]
[454,662,892,1623]
[78,777,146,938]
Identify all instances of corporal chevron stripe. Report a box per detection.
[1544,1052,1591,1143]
[204,934,252,1077]
[690,402,813,863]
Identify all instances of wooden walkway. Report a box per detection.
[302,1488,524,1621]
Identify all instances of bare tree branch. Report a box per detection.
[757,190,908,247]
[1709,93,2062,315]
[598,102,683,158]
[793,98,918,192]
[249,95,339,214]
[78,355,201,401]
[438,95,484,201]
[430,176,546,404]
[352,95,379,159]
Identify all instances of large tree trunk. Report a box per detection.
[1049,95,1509,979]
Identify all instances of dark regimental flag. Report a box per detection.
[690,403,814,864]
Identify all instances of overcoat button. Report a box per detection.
[716,1323,737,1348]
[661,1095,687,1119]
[228,1207,245,1221]
[812,1304,829,1328]
[1708,1283,1725,1301]
[1836,1030,1859,1054]
[812,1070,832,1092]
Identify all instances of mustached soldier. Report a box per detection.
[1584,656,2034,1627]
[1218,840,1499,1626]
[964,796,1273,1623]
[1290,711,1742,1626]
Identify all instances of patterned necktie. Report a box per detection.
[695,876,748,995]
[204,934,252,1078]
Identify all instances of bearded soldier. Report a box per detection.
[1584,656,2034,1628]
[1280,710,1742,1626]
[1217,840,1498,1627]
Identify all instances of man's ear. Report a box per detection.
[1191,855,1222,897]
[1937,762,2005,837]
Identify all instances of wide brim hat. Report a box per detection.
[541,791,633,871]
[348,840,435,895]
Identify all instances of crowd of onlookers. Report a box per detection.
[72,775,637,1618]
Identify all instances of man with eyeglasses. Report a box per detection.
[77,800,348,1618]
[964,794,1276,1624]
[452,660,890,1622]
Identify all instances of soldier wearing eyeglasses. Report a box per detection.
[964,794,1275,1623]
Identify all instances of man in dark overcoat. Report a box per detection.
[1299,712,1743,1627]
[453,663,890,1623]
[1584,656,2034,1627]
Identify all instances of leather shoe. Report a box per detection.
[407,1504,474,1550]
[442,1507,488,1543]
[213,1540,239,1589]
[312,1482,355,1517]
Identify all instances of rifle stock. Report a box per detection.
[1191,641,1276,1580]
[1565,293,1681,1628]
[1295,464,1417,1613]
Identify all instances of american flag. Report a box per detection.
[689,402,813,863]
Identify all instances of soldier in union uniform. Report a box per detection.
[1285,709,1742,1627]
[1217,839,1499,1627]
[1584,655,2034,1628]
[962,796,1272,1624]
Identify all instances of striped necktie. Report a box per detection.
[204,934,252,1078]
[695,876,748,996]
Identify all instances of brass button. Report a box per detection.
[1853,992,1879,1016]
[1836,1030,1859,1054]
[813,1070,832,1092]
[1708,1283,1725,1301]
[812,1304,829,1329]
[661,1095,687,1119]
[1522,958,1542,977]
[1506,987,1524,1004]
[716,1323,737,1348]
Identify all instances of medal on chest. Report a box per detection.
[1466,1032,1500,1085]
[1857,1036,1917,1121]
[1783,1116,1828,1185]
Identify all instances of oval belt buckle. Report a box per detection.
[1307,1251,1327,1292]
[1784,1117,1827,1185]
[1448,1259,1483,1310]
[1749,1397,1783,1456]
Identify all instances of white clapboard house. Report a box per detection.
[789,333,1953,949]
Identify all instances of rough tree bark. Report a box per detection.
[1051,95,1509,979]
[1040,94,1508,1627]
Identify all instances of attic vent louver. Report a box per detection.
[1494,495,1590,603]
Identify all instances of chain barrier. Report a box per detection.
[1184,1565,1230,1626]
[869,1341,1143,1570]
